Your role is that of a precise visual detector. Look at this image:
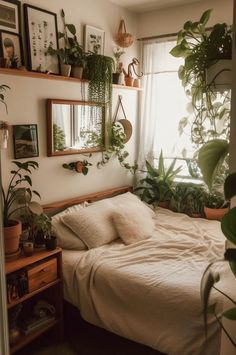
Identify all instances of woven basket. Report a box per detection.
[115,20,134,48]
[117,119,133,143]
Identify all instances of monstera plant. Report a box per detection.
[201,172,236,347]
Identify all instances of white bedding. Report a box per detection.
[62,207,227,355]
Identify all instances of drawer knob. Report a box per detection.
[40,268,47,273]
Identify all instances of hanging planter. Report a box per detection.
[114,20,134,48]
[113,95,133,143]
[206,59,232,89]
[62,160,92,175]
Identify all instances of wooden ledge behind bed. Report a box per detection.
[43,186,133,214]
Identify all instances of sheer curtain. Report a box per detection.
[138,40,193,167]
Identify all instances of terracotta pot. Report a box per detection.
[4,220,22,256]
[60,63,71,77]
[71,66,83,79]
[76,161,84,173]
[204,206,229,221]
[158,201,170,209]
[133,78,141,88]
[125,76,134,87]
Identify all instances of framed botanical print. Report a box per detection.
[0,0,21,34]
[0,30,23,68]
[24,4,60,74]
[13,124,39,159]
[84,25,105,55]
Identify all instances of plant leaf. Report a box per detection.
[223,307,236,320]
[200,9,212,26]
[224,172,236,200]
[221,208,236,245]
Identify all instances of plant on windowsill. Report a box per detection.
[135,151,182,206]
[2,161,40,258]
[170,9,232,151]
[201,172,236,349]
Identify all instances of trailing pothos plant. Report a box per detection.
[170,9,232,149]
[201,172,236,348]
[97,122,138,175]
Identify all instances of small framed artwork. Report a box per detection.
[84,25,105,55]
[13,124,39,159]
[0,0,21,34]
[0,30,23,67]
[24,4,60,74]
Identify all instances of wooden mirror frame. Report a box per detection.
[47,99,106,157]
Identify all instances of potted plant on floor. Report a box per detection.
[201,172,236,348]
[135,151,182,207]
[2,161,40,259]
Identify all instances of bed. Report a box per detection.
[44,186,227,355]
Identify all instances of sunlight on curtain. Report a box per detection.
[139,40,194,167]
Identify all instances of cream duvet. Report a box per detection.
[62,208,227,355]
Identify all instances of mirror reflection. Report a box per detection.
[47,99,105,156]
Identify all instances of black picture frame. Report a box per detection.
[0,30,24,67]
[13,124,39,159]
[0,0,21,34]
[24,4,60,74]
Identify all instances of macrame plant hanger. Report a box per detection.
[113,95,133,143]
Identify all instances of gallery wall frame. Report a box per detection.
[84,24,105,55]
[13,124,39,159]
[0,0,21,35]
[0,30,24,67]
[24,4,60,74]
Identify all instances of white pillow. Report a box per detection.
[61,200,118,249]
[52,203,88,250]
[112,204,155,245]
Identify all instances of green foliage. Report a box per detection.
[53,123,66,151]
[135,152,181,204]
[113,47,125,73]
[2,161,40,226]
[26,211,52,241]
[97,123,138,174]
[62,160,92,176]
[224,172,236,200]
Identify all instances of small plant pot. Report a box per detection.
[71,66,83,79]
[76,161,84,173]
[112,73,121,84]
[204,206,229,221]
[45,236,57,251]
[4,220,22,257]
[60,63,71,77]
[125,76,134,87]
[133,78,141,88]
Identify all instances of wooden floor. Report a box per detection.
[16,302,165,355]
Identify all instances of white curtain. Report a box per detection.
[138,40,192,167]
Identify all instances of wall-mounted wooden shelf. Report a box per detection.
[0,68,142,91]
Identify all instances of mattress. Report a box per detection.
[62,207,227,355]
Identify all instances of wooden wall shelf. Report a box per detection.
[0,68,142,91]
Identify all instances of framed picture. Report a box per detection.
[0,30,23,67]
[84,25,105,55]
[24,4,60,74]
[0,0,21,34]
[13,124,39,159]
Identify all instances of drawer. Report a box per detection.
[27,258,57,293]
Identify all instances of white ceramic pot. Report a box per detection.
[60,63,71,77]
[71,66,83,79]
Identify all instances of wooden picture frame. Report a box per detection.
[24,4,60,74]
[0,0,21,34]
[13,124,39,159]
[84,25,105,55]
[0,30,23,67]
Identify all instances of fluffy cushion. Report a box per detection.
[52,203,88,250]
[112,205,155,245]
[61,200,118,249]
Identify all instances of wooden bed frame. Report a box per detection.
[43,186,133,213]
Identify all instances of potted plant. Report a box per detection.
[135,151,182,206]
[62,160,92,175]
[201,172,236,349]
[113,47,125,84]
[2,161,40,259]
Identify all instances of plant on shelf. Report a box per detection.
[170,9,232,149]
[97,122,138,175]
[47,9,86,78]
[135,152,182,205]
[2,161,40,257]
[201,172,236,349]
[63,160,92,175]
[112,47,125,84]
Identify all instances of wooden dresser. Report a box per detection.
[5,247,63,354]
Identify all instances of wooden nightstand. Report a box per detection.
[5,247,63,354]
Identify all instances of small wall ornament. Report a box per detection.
[62,160,92,175]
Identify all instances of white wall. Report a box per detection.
[137,0,233,39]
[0,0,139,204]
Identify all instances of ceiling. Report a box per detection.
[107,0,203,13]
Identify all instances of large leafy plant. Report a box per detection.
[135,152,181,204]
[201,172,236,348]
[2,161,40,227]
